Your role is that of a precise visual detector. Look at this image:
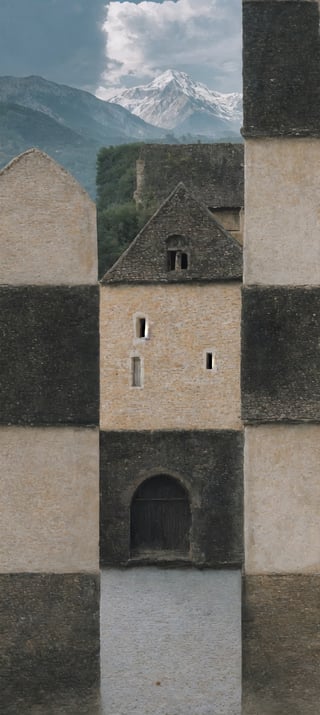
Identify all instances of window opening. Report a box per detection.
[181,252,188,270]
[206,352,214,370]
[132,356,141,387]
[168,250,177,271]
[137,317,146,338]
[167,250,189,271]
[130,474,191,557]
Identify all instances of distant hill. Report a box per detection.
[0,102,100,195]
[0,75,164,196]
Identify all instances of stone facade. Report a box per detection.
[243,1,320,138]
[243,575,320,715]
[242,2,320,712]
[242,287,320,422]
[244,425,320,574]
[0,427,99,573]
[100,430,243,567]
[100,283,241,431]
[244,138,320,285]
[0,286,99,425]
[0,149,100,705]
[0,148,97,285]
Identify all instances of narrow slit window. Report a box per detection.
[137,317,146,338]
[206,352,214,370]
[181,252,188,269]
[168,250,177,271]
[132,357,141,387]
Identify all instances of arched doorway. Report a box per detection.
[130,474,191,557]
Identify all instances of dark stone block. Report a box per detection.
[243,574,320,714]
[243,1,320,136]
[242,287,320,422]
[0,286,99,425]
[0,573,100,703]
[137,143,244,209]
[100,430,243,567]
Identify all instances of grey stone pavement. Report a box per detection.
[100,568,241,715]
[7,568,241,714]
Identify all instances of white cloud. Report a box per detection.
[99,0,241,92]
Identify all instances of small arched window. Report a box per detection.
[130,474,191,557]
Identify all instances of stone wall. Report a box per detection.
[100,430,243,567]
[0,149,100,704]
[242,2,320,712]
[0,149,97,285]
[135,143,244,209]
[100,283,241,431]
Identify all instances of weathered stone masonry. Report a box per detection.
[100,173,244,712]
[135,143,244,243]
[100,184,243,580]
[242,2,320,713]
[0,149,100,704]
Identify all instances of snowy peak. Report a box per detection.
[99,70,243,138]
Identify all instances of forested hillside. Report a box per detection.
[97,144,157,277]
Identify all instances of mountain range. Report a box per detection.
[0,72,242,197]
[102,70,242,138]
[0,75,163,196]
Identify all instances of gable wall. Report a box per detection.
[0,151,97,285]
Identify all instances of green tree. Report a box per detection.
[96,143,156,277]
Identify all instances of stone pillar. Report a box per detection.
[0,150,100,703]
[242,2,320,713]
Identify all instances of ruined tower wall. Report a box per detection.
[0,150,100,703]
[242,2,320,712]
[135,144,244,243]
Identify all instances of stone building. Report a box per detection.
[100,181,243,571]
[0,148,100,705]
[135,142,244,243]
[242,1,320,713]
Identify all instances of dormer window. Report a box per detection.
[166,235,190,272]
[167,249,189,271]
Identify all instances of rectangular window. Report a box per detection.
[181,252,188,270]
[137,317,146,338]
[168,250,177,271]
[206,352,214,370]
[132,357,141,387]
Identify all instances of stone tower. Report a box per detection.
[0,149,100,705]
[242,2,320,712]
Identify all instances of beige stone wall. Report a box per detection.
[0,427,99,573]
[244,425,320,574]
[100,283,241,431]
[245,138,320,285]
[0,149,97,285]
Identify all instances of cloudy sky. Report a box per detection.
[0,0,242,94]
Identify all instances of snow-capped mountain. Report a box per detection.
[99,70,243,138]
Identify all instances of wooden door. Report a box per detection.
[130,475,191,556]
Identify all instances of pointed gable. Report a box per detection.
[102,183,242,284]
[0,149,97,285]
